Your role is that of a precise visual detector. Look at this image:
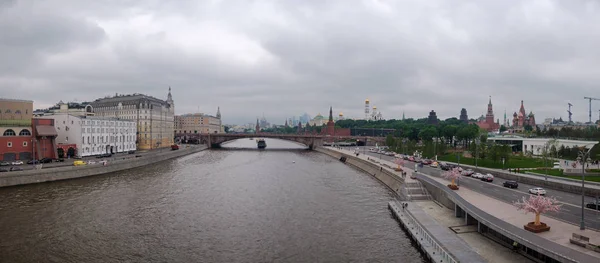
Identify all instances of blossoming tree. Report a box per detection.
[442,167,461,190]
[394,158,404,171]
[514,194,561,233]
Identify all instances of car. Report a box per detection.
[0,161,9,166]
[503,180,519,188]
[529,187,547,195]
[86,160,96,165]
[472,172,484,179]
[430,162,439,168]
[461,169,474,176]
[481,174,494,182]
[128,150,136,154]
[9,167,23,171]
[73,160,87,166]
[40,158,53,163]
[585,201,599,210]
[11,160,23,165]
[0,168,8,172]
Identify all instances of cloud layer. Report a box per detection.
[2,0,600,124]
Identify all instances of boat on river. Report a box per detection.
[257,139,266,149]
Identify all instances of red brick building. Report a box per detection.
[0,98,34,161]
[321,107,351,137]
[477,96,500,132]
[32,118,59,159]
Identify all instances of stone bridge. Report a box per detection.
[177,133,325,149]
[175,133,388,149]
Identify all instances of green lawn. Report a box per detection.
[437,154,547,169]
[521,169,600,183]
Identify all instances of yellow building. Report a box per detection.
[175,108,222,134]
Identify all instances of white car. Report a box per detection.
[11,160,23,165]
[529,187,547,195]
[86,160,96,165]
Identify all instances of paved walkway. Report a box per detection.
[416,201,531,263]
[423,171,600,259]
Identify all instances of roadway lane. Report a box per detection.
[348,146,600,230]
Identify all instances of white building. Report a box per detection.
[46,114,137,157]
[90,88,174,150]
[487,135,598,155]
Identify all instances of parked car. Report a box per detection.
[440,163,450,170]
[481,174,494,182]
[529,187,547,195]
[73,160,87,166]
[503,180,519,189]
[39,158,53,163]
[0,161,9,166]
[27,160,39,164]
[472,173,484,179]
[128,150,136,154]
[430,162,439,168]
[11,160,23,165]
[585,201,599,210]
[54,158,65,162]
[9,167,23,171]
[0,168,8,172]
[86,160,96,165]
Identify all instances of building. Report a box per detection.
[477,97,500,131]
[320,107,351,137]
[31,118,59,159]
[45,114,136,158]
[371,106,383,120]
[511,100,536,129]
[365,98,370,120]
[174,109,222,135]
[487,135,598,155]
[34,101,95,117]
[90,88,174,150]
[0,98,34,161]
[338,112,344,121]
[308,113,327,126]
[427,110,439,125]
[459,108,468,123]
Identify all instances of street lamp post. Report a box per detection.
[576,148,593,231]
[475,138,480,168]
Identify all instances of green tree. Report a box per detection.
[419,126,437,142]
[385,134,395,147]
[499,125,507,133]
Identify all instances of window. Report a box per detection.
[3,129,16,136]
[66,136,69,141]
[23,141,27,147]
[15,110,21,114]
[18,129,31,136]
[5,109,10,114]
[7,142,12,147]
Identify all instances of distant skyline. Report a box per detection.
[2,1,600,125]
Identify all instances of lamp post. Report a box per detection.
[576,147,592,231]
[475,138,480,168]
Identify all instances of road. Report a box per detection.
[0,147,176,172]
[349,146,600,230]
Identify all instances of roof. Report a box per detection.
[36,125,58,136]
[90,94,169,108]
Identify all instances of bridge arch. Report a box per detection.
[177,134,324,150]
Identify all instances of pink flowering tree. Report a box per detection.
[394,158,404,170]
[514,195,561,226]
[442,167,462,189]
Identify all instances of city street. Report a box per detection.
[350,146,600,230]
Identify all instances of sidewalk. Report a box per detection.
[424,173,600,259]
[329,147,417,183]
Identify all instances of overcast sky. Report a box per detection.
[2,0,600,125]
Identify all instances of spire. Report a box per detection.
[285,119,288,127]
[329,106,333,122]
[402,111,405,120]
[488,95,492,105]
[216,107,221,119]
[255,118,260,133]
[167,86,173,101]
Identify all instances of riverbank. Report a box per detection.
[0,145,207,188]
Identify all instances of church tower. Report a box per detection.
[216,107,221,119]
[255,118,260,134]
[326,106,335,136]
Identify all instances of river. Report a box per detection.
[0,139,425,263]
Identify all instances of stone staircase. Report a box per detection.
[403,181,432,201]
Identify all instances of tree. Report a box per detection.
[499,125,507,133]
[514,195,561,227]
[386,134,395,147]
[442,167,461,190]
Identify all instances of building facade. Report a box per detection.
[427,110,439,125]
[0,98,34,161]
[459,108,468,123]
[175,110,222,135]
[32,118,58,160]
[45,114,137,158]
[90,88,174,150]
[512,100,536,128]
[34,101,95,117]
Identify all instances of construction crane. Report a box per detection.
[567,103,573,123]
[584,97,600,123]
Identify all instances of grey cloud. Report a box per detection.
[1,0,600,124]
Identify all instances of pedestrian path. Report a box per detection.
[423,172,600,259]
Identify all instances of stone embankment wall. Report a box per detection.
[0,146,207,188]
[316,147,406,198]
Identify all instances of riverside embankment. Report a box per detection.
[315,147,407,197]
[0,145,207,187]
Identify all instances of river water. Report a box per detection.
[0,139,425,263]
